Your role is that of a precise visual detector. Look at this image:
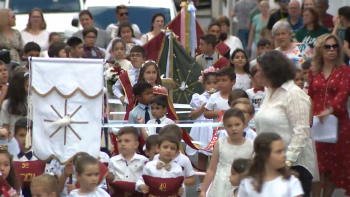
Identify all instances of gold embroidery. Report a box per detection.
[159,183,167,191]
[22,163,29,168]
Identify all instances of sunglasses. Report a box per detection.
[119,12,129,17]
[324,44,339,50]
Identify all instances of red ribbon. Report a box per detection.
[253,87,265,93]
[1,186,10,197]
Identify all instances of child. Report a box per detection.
[196,34,229,69]
[301,60,311,93]
[0,148,21,196]
[108,39,133,71]
[115,22,144,57]
[82,27,104,59]
[145,135,159,161]
[237,133,304,197]
[0,61,9,108]
[249,38,272,69]
[31,174,58,197]
[231,99,257,140]
[294,69,304,90]
[245,66,266,110]
[41,32,61,58]
[138,95,174,139]
[204,67,235,123]
[228,158,251,197]
[136,134,184,197]
[228,89,249,107]
[230,49,251,91]
[68,155,109,197]
[24,42,41,58]
[185,66,217,192]
[199,108,254,197]
[48,41,68,58]
[66,37,84,58]
[207,22,231,59]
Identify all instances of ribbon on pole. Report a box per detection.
[188,1,197,57]
[180,1,187,49]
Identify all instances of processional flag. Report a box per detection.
[30,58,104,164]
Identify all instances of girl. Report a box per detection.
[230,49,251,91]
[31,174,58,197]
[117,22,143,57]
[185,67,217,192]
[137,60,163,88]
[107,39,133,71]
[68,155,109,197]
[0,72,29,134]
[237,133,304,197]
[228,158,251,197]
[199,108,254,197]
[0,149,21,196]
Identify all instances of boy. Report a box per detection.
[41,32,61,58]
[48,41,68,58]
[66,37,84,58]
[24,42,41,58]
[196,34,229,69]
[82,27,104,59]
[136,134,184,196]
[107,127,148,196]
[294,69,304,90]
[145,135,159,161]
[301,60,311,93]
[113,46,146,107]
[245,66,266,110]
[249,38,272,69]
[12,118,46,197]
[204,67,236,123]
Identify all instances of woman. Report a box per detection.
[216,15,243,56]
[141,13,165,44]
[295,8,329,48]
[247,1,269,59]
[254,50,316,197]
[273,20,313,69]
[0,9,23,63]
[20,8,50,52]
[72,10,111,49]
[308,34,350,197]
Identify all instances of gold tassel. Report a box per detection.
[101,131,106,148]
[25,128,31,148]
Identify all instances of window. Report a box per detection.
[9,0,80,14]
[88,6,171,34]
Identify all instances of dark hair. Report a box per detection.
[250,66,258,77]
[338,6,350,22]
[138,61,162,86]
[257,38,271,47]
[208,21,221,32]
[150,13,165,31]
[130,45,146,57]
[303,8,321,30]
[14,118,32,135]
[146,135,159,150]
[82,27,98,37]
[216,67,236,81]
[117,126,138,141]
[200,34,217,49]
[232,158,252,174]
[159,124,182,142]
[248,132,290,193]
[228,89,249,106]
[222,108,245,125]
[79,10,93,20]
[6,72,28,116]
[301,60,312,70]
[24,42,41,54]
[151,95,168,108]
[158,134,180,151]
[31,174,58,196]
[75,155,99,175]
[116,5,127,14]
[111,39,126,50]
[67,37,83,48]
[117,21,135,38]
[49,32,61,42]
[257,50,296,88]
[296,68,302,73]
[0,150,20,191]
[230,49,250,74]
[48,41,67,57]
[132,82,153,97]
[0,60,4,65]
[232,98,255,115]
[203,72,217,84]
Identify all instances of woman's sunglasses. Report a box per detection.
[324,44,339,50]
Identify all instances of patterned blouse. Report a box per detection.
[0,29,23,62]
[278,43,313,69]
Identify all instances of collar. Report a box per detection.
[83,45,95,49]
[138,103,151,110]
[130,67,140,74]
[287,17,303,26]
[280,80,295,91]
[115,152,139,161]
[156,115,167,122]
[203,51,216,58]
[243,126,251,132]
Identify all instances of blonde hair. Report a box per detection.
[31,174,58,197]
[312,34,344,74]
[25,8,47,31]
[0,9,11,32]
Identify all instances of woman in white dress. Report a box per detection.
[141,13,165,44]
[216,15,243,56]
[20,8,50,52]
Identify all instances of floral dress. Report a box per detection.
[0,29,23,62]
[279,43,313,69]
[308,65,350,195]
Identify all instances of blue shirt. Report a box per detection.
[128,103,154,125]
[287,17,303,37]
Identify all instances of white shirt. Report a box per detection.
[112,67,140,104]
[140,32,154,44]
[205,92,230,123]
[68,188,110,197]
[108,153,148,182]
[233,73,251,91]
[153,153,194,178]
[238,175,304,197]
[40,50,49,58]
[99,151,110,164]
[254,80,316,177]
[246,87,267,110]
[21,30,50,51]
[249,59,257,71]
[106,23,142,39]
[225,35,243,56]
[146,116,174,136]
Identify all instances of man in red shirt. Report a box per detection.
[315,0,334,31]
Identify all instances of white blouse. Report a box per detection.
[21,30,50,51]
[254,80,316,177]
[68,188,110,197]
[141,32,154,44]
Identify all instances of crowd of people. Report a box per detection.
[0,0,348,196]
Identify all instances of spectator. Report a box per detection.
[248,0,262,30]
[141,13,165,44]
[72,10,111,49]
[315,0,334,31]
[40,32,61,58]
[216,15,243,56]
[332,6,350,66]
[286,0,303,36]
[231,0,257,51]
[82,27,104,59]
[303,0,315,9]
[266,0,290,45]
[106,5,141,39]
[295,8,329,48]
[20,8,50,52]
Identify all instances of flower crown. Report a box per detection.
[198,66,219,82]
[142,60,159,67]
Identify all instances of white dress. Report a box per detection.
[233,73,251,91]
[185,92,213,156]
[21,30,50,52]
[68,188,110,197]
[140,32,155,44]
[208,137,254,197]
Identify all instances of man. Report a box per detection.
[248,0,262,30]
[231,0,257,52]
[315,0,334,31]
[105,5,142,39]
[267,0,290,45]
[286,0,303,36]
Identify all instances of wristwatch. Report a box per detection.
[286,161,292,167]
